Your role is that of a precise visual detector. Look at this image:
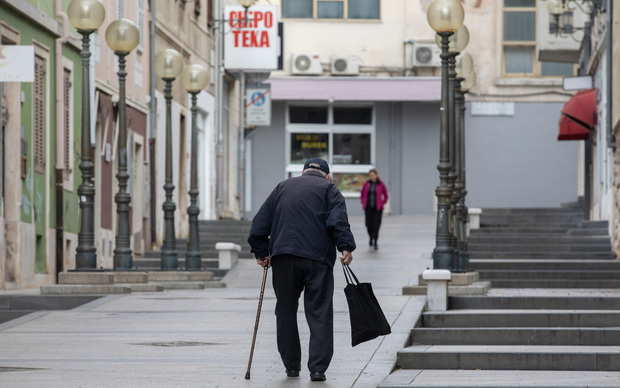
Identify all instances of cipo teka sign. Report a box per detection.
[224,5,278,70]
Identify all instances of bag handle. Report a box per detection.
[341,262,360,285]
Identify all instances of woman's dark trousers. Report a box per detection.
[365,208,383,242]
[271,255,334,374]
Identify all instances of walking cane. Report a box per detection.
[245,265,269,380]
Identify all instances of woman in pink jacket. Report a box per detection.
[360,169,389,250]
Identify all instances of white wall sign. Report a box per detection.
[471,102,515,116]
[246,88,271,126]
[224,5,278,70]
[0,46,34,82]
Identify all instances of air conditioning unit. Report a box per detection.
[412,43,441,67]
[330,56,360,76]
[291,53,322,75]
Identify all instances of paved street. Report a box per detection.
[0,214,434,388]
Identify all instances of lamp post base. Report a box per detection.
[114,251,133,270]
[76,251,97,270]
[161,253,178,270]
[185,254,202,271]
[432,249,453,270]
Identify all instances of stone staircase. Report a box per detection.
[379,204,620,387]
[134,219,254,274]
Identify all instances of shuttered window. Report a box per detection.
[34,55,45,174]
[63,68,72,178]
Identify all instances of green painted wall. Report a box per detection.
[1,2,82,273]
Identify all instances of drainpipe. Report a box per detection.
[55,0,70,280]
[149,0,157,248]
[606,0,615,149]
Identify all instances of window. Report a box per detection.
[502,0,575,77]
[286,104,374,196]
[281,0,379,20]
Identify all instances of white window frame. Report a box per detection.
[285,102,375,197]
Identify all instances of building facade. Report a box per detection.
[245,0,581,219]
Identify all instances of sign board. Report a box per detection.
[224,5,278,70]
[471,102,515,116]
[0,45,34,82]
[246,87,271,126]
[563,75,593,90]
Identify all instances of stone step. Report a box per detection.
[471,227,609,235]
[449,296,620,310]
[468,251,615,259]
[469,259,620,271]
[477,270,620,280]
[411,327,620,346]
[396,345,620,371]
[480,207,583,214]
[468,243,612,252]
[468,235,611,244]
[487,279,620,288]
[422,310,620,328]
[378,369,620,388]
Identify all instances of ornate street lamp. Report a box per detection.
[105,19,140,270]
[181,64,209,271]
[68,0,105,270]
[457,68,476,272]
[427,0,464,270]
[154,48,184,270]
[454,52,472,272]
[437,24,469,269]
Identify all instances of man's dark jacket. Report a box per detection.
[248,170,356,267]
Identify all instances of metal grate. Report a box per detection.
[34,55,45,174]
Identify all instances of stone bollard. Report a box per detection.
[215,242,241,269]
[422,269,452,311]
[468,208,483,233]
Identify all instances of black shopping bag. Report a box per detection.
[342,263,391,347]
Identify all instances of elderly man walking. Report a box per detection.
[247,157,356,382]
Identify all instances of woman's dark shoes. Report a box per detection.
[310,372,326,381]
[374,241,378,250]
[369,237,373,246]
[286,367,300,377]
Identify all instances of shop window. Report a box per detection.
[290,133,329,164]
[333,133,370,164]
[289,106,328,124]
[286,104,374,196]
[334,106,372,124]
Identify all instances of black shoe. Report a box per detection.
[374,242,378,250]
[286,367,300,377]
[310,372,326,381]
[369,237,373,246]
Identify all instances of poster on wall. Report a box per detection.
[0,46,34,82]
[224,5,278,70]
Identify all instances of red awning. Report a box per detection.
[561,88,597,130]
[558,113,590,141]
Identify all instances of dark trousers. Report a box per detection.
[271,255,334,373]
[365,208,383,241]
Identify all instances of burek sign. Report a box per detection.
[224,5,278,70]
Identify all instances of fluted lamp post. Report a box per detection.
[181,64,209,271]
[454,52,473,272]
[427,0,464,270]
[68,0,105,270]
[436,24,469,269]
[105,19,140,270]
[154,49,184,270]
